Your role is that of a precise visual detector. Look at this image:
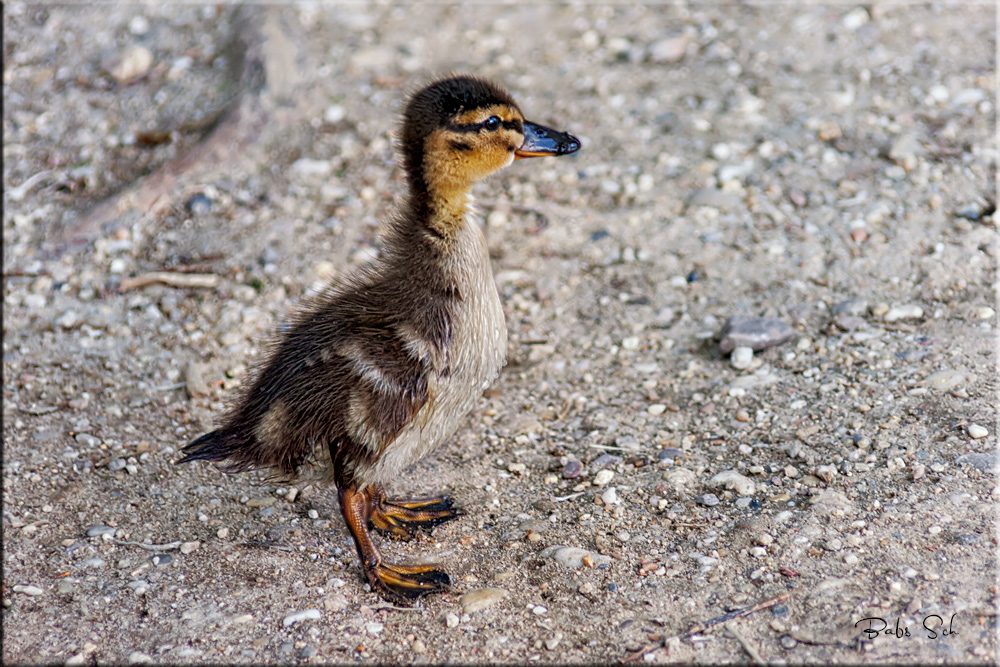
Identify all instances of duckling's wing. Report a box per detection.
[180,300,436,480]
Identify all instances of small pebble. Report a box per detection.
[593,469,614,486]
[646,403,666,416]
[412,639,426,653]
[562,460,582,479]
[532,605,548,615]
[710,470,755,496]
[445,612,460,628]
[696,493,720,507]
[780,635,798,650]
[365,622,384,635]
[12,585,43,596]
[86,526,117,538]
[180,541,199,554]
[542,546,611,569]
[459,588,508,614]
[833,298,867,317]
[601,487,619,506]
[883,304,923,322]
[545,632,564,651]
[730,346,753,370]
[283,609,321,627]
[968,423,988,439]
[719,317,794,353]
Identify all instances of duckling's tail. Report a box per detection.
[177,422,307,479]
[177,429,233,466]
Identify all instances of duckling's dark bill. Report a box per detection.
[515,121,581,159]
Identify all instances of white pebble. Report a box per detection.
[445,612,460,628]
[647,403,666,416]
[730,346,753,370]
[324,105,346,124]
[12,585,43,596]
[601,487,619,505]
[844,553,859,566]
[532,605,548,615]
[883,304,923,322]
[283,609,321,627]
[593,469,614,486]
[128,15,150,35]
[968,424,988,439]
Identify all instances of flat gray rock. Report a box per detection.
[719,316,794,353]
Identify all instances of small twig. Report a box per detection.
[588,443,657,453]
[119,271,220,291]
[367,603,426,613]
[152,382,187,392]
[552,491,587,502]
[624,591,792,663]
[18,405,59,415]
[114,540,183,552]
[8,170,54,202]
[724,621,765,665]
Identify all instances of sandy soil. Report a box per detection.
[3,3,997,664]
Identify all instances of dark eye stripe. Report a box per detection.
[446,118,524,134]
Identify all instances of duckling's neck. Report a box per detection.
[409,176,475,243]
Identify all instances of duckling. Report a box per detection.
[178,75,579,604]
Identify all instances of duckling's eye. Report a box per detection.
[484,116,501,131]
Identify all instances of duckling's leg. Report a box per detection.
[338,486,452,604]
[367,483,465,541]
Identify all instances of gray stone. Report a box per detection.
[834,315,865,331]
[696,493,720,507]
[593,453,622,468]
[833,298,868,317]
[86,526,117,538]
[955,451,997,473]
[719,316,794,353]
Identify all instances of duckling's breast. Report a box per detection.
[359,216,506,488]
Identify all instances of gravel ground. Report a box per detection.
[3,3,997,664]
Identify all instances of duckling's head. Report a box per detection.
[401,75,580,204]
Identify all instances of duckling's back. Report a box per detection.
[179,214,506,489]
